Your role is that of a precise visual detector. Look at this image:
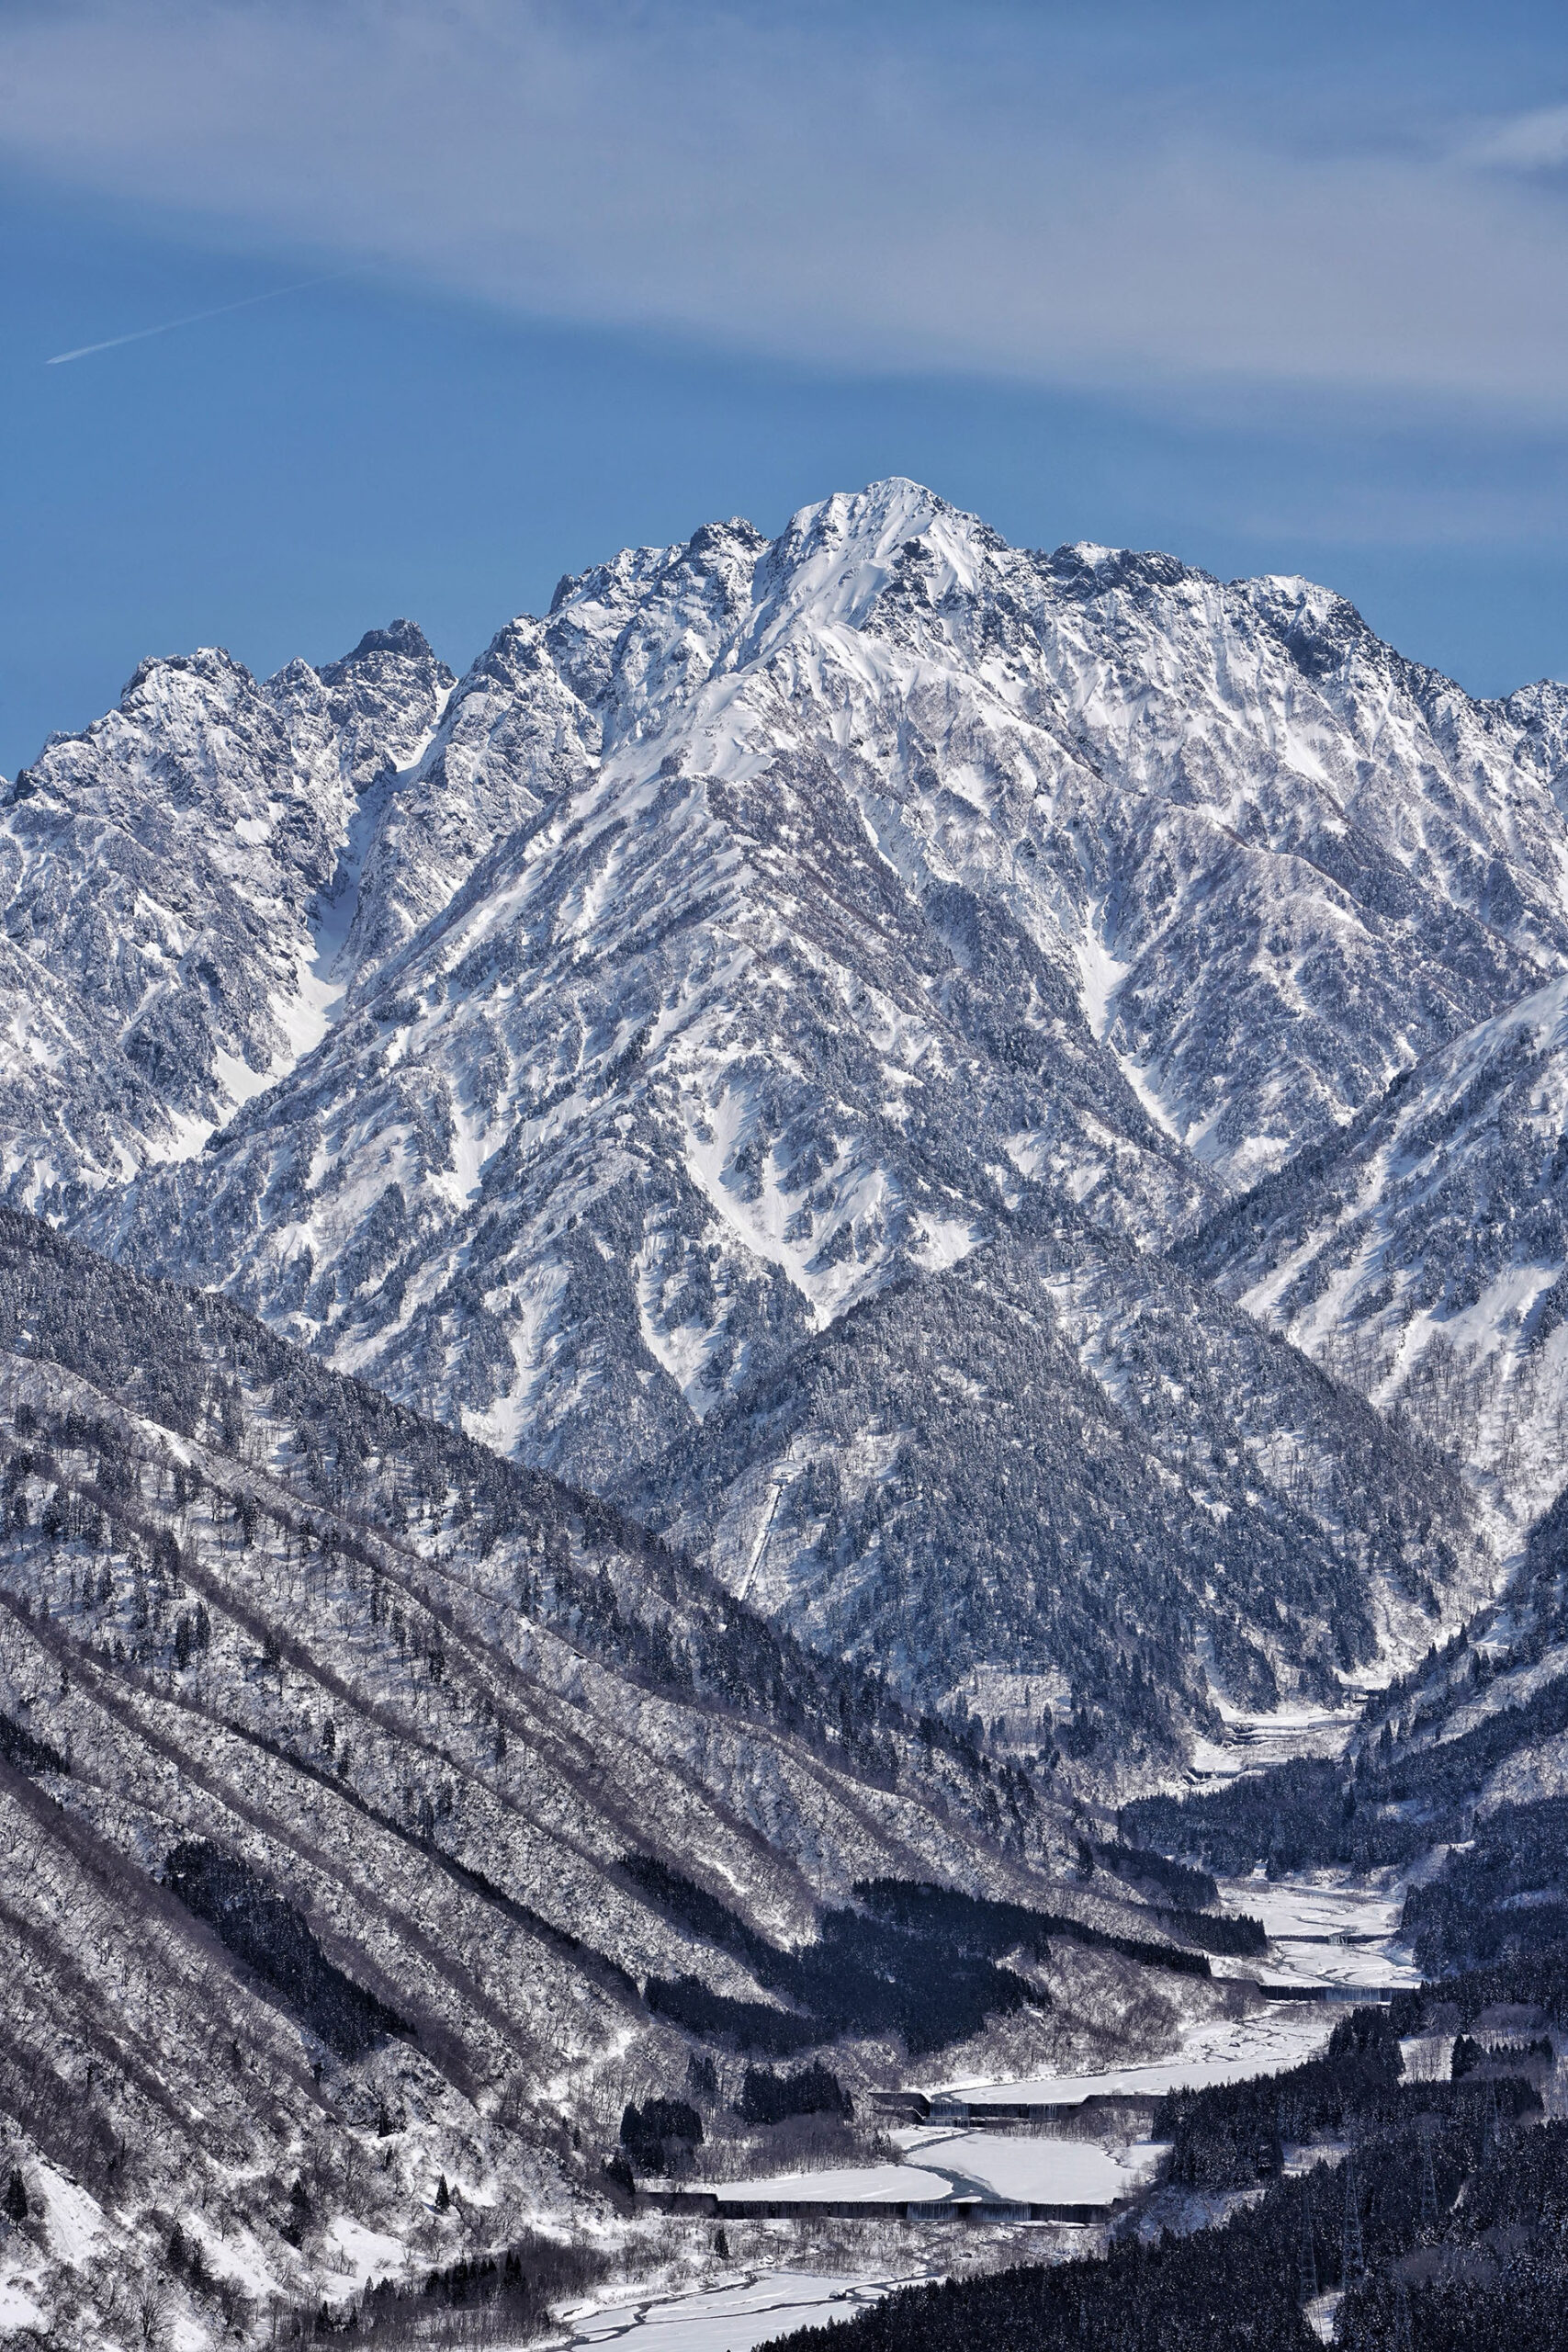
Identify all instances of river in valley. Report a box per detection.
[561,1873,1416,2352]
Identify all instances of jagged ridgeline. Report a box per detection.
[4,478,1533,1748]
[0,1204,1224,2334]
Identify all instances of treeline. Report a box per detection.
[645,1908,1042,2058]
[737,2060,852,2125]
[1401,1796,1568,1976]
[854,1877,1216,1976]
[1124,1754,1423,1879]
[164,1842,408,2061]
[631,1856,1043,2056]
[1389,1945,1568,2034]
[770,2167,1321,2352]
[0,1706,69,1777]
[1129,1747,1568,1973]
[283,2234,608,2341]
[1154,2004,1541,2190]
[617,2098,703,2177]
[1365,1672,1568,1813]
[1092,1838,1219,1908]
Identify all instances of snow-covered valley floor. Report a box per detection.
[608,1870,1434,2349]
[563,2266,940,2352]
[1212,1869,1422,1992]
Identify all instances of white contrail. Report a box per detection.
[46,272,348,366]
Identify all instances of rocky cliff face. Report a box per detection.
[0,622,452,1206]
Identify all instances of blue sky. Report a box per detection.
[5,0,1568,777]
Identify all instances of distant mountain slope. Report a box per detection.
[1126,1501,1568,1976]
[623,1227,1485,1762]
[0,623,451,1206]
[1179,968,1568,1530]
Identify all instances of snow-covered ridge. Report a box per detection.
[4,476,1562,1739]
[0,621,453,1207]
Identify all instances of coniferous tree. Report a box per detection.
[1298,2178,1318,2301]
[1342,2144,1365,2283]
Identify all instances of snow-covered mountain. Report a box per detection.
[6,477,1568,1740]
[623,1224,1483,1766]
[1183,967,1568,1533]
[0,622,451,1203]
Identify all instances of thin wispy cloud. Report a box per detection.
[1466,104,1568,172]
[46,271,345,364]
[5,2,1568,405]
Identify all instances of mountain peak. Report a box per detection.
[319,616,450,685]
[119,644,253,704]
[6,472,1566,1758]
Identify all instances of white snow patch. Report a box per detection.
[894,2130,1161,2207]
[695,2161,953,2207]
[1075,917,1130,1045]
[326,2215,409,2289]
[33,2159,104,2265]
[635,1247,727,1416]
[0,2276,45,2332]
[910,1215,976,1274]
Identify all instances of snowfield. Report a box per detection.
[693,2163,955,2208]
[892,2131,1164,2206]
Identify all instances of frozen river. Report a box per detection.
[1213,1870,1422,1991]
[930,1995,1341,2115]
[564,2267,939,2352]
[563,1872,1413,2352]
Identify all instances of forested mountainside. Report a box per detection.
[0,1207,1243,2340]
[626,1227,1482,1759]
[1126,1503,1568,1958]
[1,477,1555,1739]
[1180,968,1568,1531]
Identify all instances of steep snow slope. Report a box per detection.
[86,483,1568,1442]
[1181,971,1568,1532]
[0,622,451,1209]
